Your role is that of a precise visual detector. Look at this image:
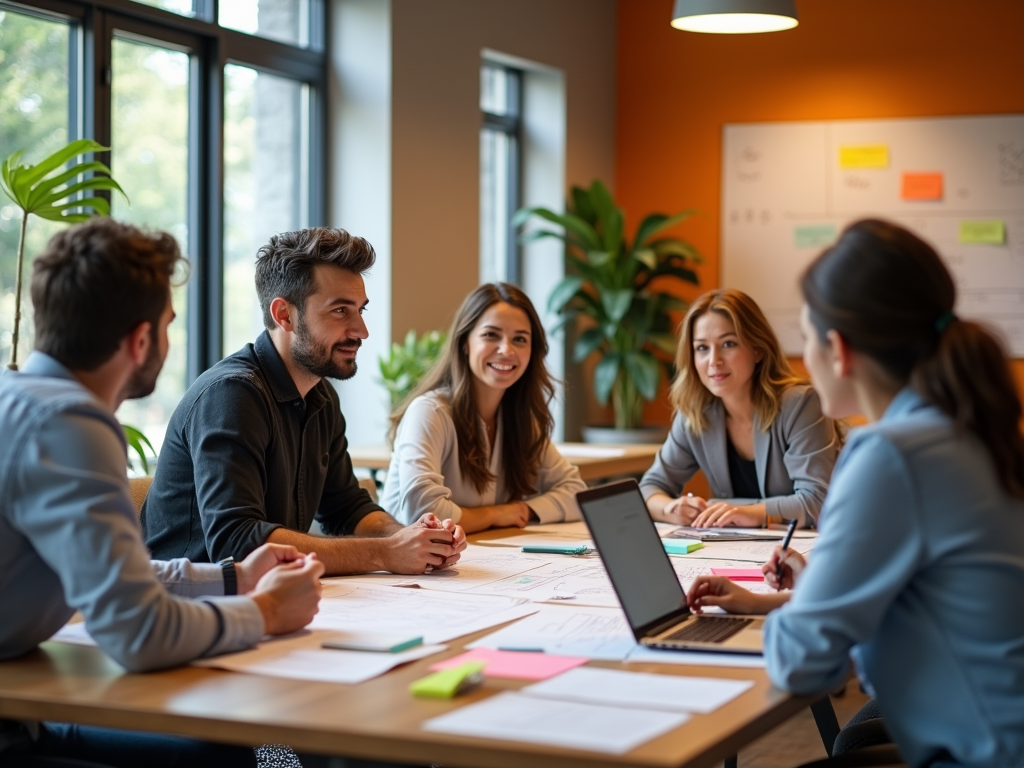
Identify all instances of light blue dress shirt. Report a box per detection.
[764,388,1024,768]
[0,353,264,675]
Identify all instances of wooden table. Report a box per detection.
[0,639,810,768]
[350,442,663,484]
[0,526,814,768]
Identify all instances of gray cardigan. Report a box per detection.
[639,385,840,526]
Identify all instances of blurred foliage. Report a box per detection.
[0,9,70,366]
[379,329,447,408]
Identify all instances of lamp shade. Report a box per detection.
[671,0,798,33]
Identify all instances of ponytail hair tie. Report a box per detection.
[935,310,958,334]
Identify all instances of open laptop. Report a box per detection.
[577,479,764,655]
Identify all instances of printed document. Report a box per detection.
[423,691,689,754]
[522,667,754,714]
[313,582,536,643]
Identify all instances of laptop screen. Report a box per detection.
[578,481,689,633]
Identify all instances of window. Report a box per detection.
[0,0,325,454]
[480,62,522,285]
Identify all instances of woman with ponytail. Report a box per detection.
[689,220,1024,767]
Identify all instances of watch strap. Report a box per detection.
[218,556,237,596]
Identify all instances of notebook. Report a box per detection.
[577,480,764,655]
[667,527,781,542]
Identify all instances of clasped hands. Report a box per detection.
[387,513,467,575]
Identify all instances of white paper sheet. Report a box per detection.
[324,550,553,594]
[473,533,592,548]
[312,582,536,643]
[464,554,753,607]
[467,604,637,660]
[422,691,689,754]
[465,557,619,605]
[50,622,97,646]
[522,667,755,714]
[193,629,445,683]
[625,645,767,668]
[687,537,816,563]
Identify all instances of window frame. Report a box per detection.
[480,62,523,285]
[1,0,327,380]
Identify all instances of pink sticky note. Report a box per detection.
[429,648,588,680]
[711,567,764,582]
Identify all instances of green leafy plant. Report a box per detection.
[1,138,126,371]
[123,425,157,475]
[379,329,447,408]
[1,139,151,473]
[514,180,702,430]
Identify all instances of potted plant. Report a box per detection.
[2,139,125,371]
[378,329,447,409]
[514,180,701,442]
[1,139,154,470]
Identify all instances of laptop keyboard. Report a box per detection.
[658,616,753,644]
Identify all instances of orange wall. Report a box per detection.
[615,0,1024,425]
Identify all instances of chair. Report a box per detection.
[792,744,906,767]
[128,476,154,515]
[309,477,378,535]
[358,476,378,503]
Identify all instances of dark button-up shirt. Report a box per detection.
[143,331,382,562]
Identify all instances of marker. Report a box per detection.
[776,518,799,588]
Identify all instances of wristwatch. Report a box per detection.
[218,556,237,596]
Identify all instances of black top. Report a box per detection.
[726,437,761,499]
[142,331,383,562]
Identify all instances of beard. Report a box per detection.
[292,313,359,381]
[121,327,165,401]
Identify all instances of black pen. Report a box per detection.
[776,518,799,587]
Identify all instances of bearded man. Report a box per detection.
[143,228,465,576]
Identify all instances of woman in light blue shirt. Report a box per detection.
[688,220,1024,767]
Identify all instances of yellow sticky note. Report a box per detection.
[839,145,889,169]
[959,220,1005,245]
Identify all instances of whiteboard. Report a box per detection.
[721,115,1024,356]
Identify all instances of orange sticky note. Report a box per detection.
[901,172,943,201]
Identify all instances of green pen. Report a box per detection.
[521,544,591,555]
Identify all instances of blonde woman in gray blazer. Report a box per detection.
[642,290,840,528]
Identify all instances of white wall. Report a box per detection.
[331,0,618,444]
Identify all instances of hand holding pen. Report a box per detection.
[763,519,806,591]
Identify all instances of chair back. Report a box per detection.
[128,476,154,515]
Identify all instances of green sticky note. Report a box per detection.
[794,224,838,249]
[410,661,486,698]
[663,538,704,555]
[959,220,1005,245]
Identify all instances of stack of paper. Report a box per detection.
[423,666,754,754]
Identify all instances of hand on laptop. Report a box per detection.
[687,575,793,616]
[250,552,325,635]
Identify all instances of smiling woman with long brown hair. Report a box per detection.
[381,283,585,534]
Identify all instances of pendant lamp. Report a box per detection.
[671,0,799,34]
